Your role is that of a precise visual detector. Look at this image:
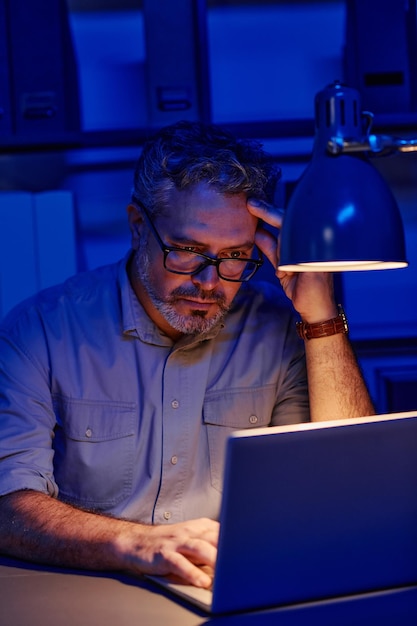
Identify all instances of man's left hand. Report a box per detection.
[247,198,337,323]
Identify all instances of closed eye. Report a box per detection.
[168,243,200,253]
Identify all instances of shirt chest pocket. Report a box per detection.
[203,385,275,492]
[52,397,136,511]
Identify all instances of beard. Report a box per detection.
[133,246,231,336]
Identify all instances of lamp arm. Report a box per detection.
[328,135,417,157]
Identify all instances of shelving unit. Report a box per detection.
[0,0,416,411]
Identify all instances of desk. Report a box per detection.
[1,556,417,626]
[0,556,205,626]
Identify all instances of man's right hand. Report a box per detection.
[114,517,219,588]
[0,491,218,589]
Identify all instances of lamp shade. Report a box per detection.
[278,82,408,272]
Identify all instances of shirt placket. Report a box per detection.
[152,339,214,524]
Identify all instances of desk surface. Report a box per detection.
[0,557,206,626]
[2,556,417,626]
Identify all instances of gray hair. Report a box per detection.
[131,120,280,215]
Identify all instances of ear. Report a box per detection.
[127,203,144,249]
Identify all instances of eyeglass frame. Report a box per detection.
[134,200,264,282]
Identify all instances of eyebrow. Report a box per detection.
[167,234,255,252]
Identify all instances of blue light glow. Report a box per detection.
[337,204,355,224]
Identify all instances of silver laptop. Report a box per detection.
[148,411,417,615]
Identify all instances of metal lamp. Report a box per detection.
[278,82,408,272]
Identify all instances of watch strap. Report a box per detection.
[296,305,348,340]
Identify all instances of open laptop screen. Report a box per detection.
[148,411,417,615]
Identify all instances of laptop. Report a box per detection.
[147,410,417,615]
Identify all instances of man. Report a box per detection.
[0,121,374,588]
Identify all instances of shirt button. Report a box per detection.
[249,415,258,425]
[171,399,179,409]
[163,511,172,521]
[171,455,178,465]
[85,428,93,438]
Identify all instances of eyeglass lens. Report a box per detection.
[165,249,258,280]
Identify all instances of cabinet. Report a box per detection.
[0,0,416,411]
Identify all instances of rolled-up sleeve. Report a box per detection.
[270,308,310,426]
[0,312,58,498]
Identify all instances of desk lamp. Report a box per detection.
[278,81,409,272]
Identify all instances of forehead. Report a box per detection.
[156,183,258,242]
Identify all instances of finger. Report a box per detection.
[169,534,217,587]
[247,197,284,229]
[163,550,214,588]
[180,537,218,569]
[254,226,279,271]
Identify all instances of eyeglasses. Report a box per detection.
[136,201,263,282]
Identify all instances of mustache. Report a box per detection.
[167,286,227,306]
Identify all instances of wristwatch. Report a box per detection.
[296,305,348,340]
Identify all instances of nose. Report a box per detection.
[191,263,220,290]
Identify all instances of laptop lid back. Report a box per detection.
[211,411,417,614]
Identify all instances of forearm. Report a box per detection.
[0,490,136,572]
[305,333,375,421]
[0,490,217,587]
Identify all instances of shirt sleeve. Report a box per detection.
[270,305,310,427]
[0,307,59,498]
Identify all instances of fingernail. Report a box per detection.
[248,197,265,208]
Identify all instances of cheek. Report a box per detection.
[146,257,186,295]
[139,242,165,286]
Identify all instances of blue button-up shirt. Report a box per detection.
[0,253,309,523]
